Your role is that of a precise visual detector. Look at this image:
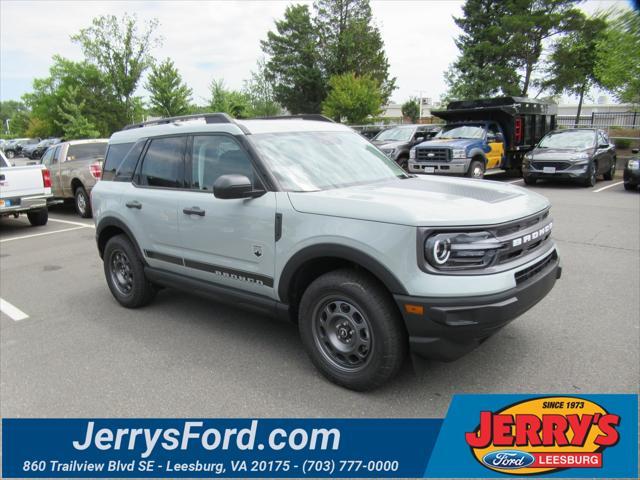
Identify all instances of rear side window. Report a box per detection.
[138,136,186,188]
[114,140,145,182]
[103,142,135,181]
[66,143,107,162]
[189,135,254,190]
[41,148,55,166]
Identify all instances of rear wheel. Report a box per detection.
[6,150,15,159]
[624,182,637,191]
[103,234,156,308]
[603,160,616,181]
[523,176,537,186]
[27,208,48,226]
[466,159,485,178]
[298,269,407,391]
[74,185,92,218]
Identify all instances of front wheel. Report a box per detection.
[603,160,616,181]
[466,159,485,178]
[298,269,407,391]
[582,162,597,187]
[523,176,537,186]
[397,155,408,170]
[74,186,92,218]
[27,208,48,226]
[103,234,156,308]
[624,182,637,191]
[5,150,15,159]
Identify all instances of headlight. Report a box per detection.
[628,160,640,169]
[382,148,396,156]
[452,149,467,159]
[409,148,416,159]
[425,231,502,270]
[570,152,590,160]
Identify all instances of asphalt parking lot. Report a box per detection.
[1,174,638,419]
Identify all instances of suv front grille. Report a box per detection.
[531,161,572,171]
[415,148,451,162]
[515,250,557,285]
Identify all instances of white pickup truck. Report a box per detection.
[0,150,53,226]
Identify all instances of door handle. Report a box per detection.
[183,207,205,217]
[125,201,142,209]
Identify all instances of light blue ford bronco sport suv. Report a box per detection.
[93,113,561,391]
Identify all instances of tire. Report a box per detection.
[582,162,597,187]
[397,155,408,170]
[27,208,48,226]
[74,185,92,218]
[6,150,15,159]
[624,182,637,191]
[603,160,616,181]
[523,176,537,186]
[466,159,485,178]
[298,268,407,391]
[103,234,156,308]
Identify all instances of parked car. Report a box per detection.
[522,128,616,187]
[409,97,556,178]
[92,113,561,391]
[0,150,53,226]
[623,148,640,192]
[371,124,440,169]
[3,137,41,159]
[40,139,108,217]
[23,138,62,160]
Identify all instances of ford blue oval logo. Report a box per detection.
[482,450,535,469]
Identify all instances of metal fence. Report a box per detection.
[557,112,640,128]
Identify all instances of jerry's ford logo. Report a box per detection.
[512,221,552,247]
[482,450,535,469]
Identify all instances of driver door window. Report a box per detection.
[189,135,255,191]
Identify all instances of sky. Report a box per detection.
[0,0,632,106]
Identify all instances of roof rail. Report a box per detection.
[254,114,335,123]
[122,112,235,131]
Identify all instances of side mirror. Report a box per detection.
[213,174,265,199]
[632,148,639,154]
[414,136,425,143]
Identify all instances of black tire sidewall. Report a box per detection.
[75,187,92,218]
[103,235,155,308]
[27,208,48,226]
[298,269,407,391]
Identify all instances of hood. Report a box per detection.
[530,147,594,161]
[372,140,406,149]
[287,175,550,227]
[415,138,478,149]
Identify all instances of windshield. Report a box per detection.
[250,131,407,192]
[436,124,485,139]
[374,126,415,142]
[538,130,595,149]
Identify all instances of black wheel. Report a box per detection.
[397,155,408,170]
[74,186,92,218]
[298,269,407,391]
[466,159,485,178]
[624,182,637,191]
[103,234,156,308]
[582,162,597,187]
[603,160,616,181]
[523,176,537,186]
[6,150,15,159]
[27,208,48,226]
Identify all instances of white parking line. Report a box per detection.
[0,226,87,243]
[593,181,624,193]
[48,217,95,229]
[506,179,524,184]
[0,298,29,321]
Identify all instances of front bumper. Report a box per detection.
[623,167,640,185]
[409,160,468,175]
[523,163,589,181]
[394,249,561,361]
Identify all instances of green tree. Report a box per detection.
[209,79,252,118]
[261,4,325,114]
[322,72,383,124]
[72,13,161,125]
[145,58,193,117]
[542,14,608,125]
[56,88,101,139]
[401,98,420,123]
[446,0,582,99]
[595,10,640,105]
[23,56,121,137]
[314,0,396,102]
[0,101,28,134]
[243,58,281,117]
[8,110,30,137]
